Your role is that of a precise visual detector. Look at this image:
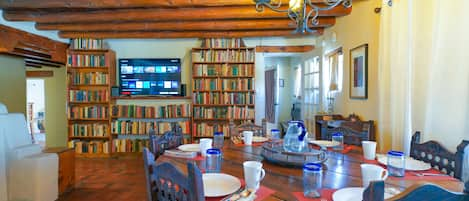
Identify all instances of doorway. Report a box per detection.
[26,79,46,146]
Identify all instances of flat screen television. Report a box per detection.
[119,58,181,96]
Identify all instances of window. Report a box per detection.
[303,57,321,133]
[323,48,343,113]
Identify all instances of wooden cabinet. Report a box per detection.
[44,147,75,195]
[191,38,255,139]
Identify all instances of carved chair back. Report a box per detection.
[363,180,469,201]
[148,124,184,158]
[323,126,368,146]
[143,148,157,201]
[229,119,266,137]
[153,162,205,201]
[410,131,469,179]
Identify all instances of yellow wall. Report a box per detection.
[27,67,68,147]
[320,0,386,149]
[0,55,26,114]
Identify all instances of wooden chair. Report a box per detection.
[317,114,375,146]
[143,148,157,201]
[143,148,205,201]
[363,180,469,201]
[148,124,184,158]
[229,119,266,137]
[410,131,469,180]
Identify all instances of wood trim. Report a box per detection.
[4,6,351,23]
[36,18,335,32]
[26,71,54,77]
[0,0,326,9]
[325,47,343,57]
[255,45,315,53]
[59,29,324,39]
[0,24,68,65]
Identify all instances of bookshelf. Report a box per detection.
[110,103,192,153]
[191,38,255,139]
[66,38,115,157]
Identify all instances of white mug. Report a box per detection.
[243,131,253,145]
[199,138,212,157]
[361,164,388,188]
[362,141,377,160]
[243,161,265,190]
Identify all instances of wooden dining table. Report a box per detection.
[156,141,464,201]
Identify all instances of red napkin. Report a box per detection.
[388,168,457,181]
[205,180,275,201]
[292,189,337,201]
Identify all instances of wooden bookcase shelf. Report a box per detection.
[191,38,256,139]
[111,103,192,153]
[66,38,116,158]
[112,96,192,100]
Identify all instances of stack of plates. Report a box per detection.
[177,144,200,152]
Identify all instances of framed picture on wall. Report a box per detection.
[349,44,368,99]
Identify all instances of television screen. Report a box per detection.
[119,58,181,96]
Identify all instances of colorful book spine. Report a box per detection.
[68,72,109,85]
[67,54,106,67]
[112,139,149,153]
[69,89,109,102]
[192,123,230,137]
[70,38,104,50]
[70,123,108,137]
[68,106,109,119]
[68,140,109,154]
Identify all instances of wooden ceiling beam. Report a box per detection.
[58,28,325,39]
[26,71,54,77]
[36,18,335,32]
[3,6,351,23]
[0,0,327,9]
[0,24,68,64]
[256,45,315,53]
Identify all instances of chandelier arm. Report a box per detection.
[304,6,319,33]
[306,0,345,11]
[255,2,289,13]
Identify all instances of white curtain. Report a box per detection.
[378,0,469,157]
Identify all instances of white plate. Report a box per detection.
[376,154,431,171]
[308,140,340,147]
[252,136,269,143]
[203,173,241,197]
[332,187,394,201]
[177,144,200,152]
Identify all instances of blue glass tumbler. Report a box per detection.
[206,148,222,173]
[303,163,322,198]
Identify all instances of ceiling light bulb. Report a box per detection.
[289,0,302,13]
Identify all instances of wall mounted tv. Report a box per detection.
[119,58,181,96]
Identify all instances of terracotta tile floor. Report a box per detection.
[58,156,147,201]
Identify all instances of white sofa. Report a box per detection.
[0,103,58,201]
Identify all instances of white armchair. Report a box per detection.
[0,103,59,201]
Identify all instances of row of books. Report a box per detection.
[193,79,218,91]
[69,89,109,102]
[68,106,109,119]
[68,72,109,85]
[192,50,255,63]
[67,54,106,67]
[193,92,255,105]
[111,120,191,135]
[68,140,110,154]
[112,139,149,153]
[193,78,254,91]
[201,38,244,48]
[111,104,191,118]
[192,123,230,137]
[221,79,254,90]
[193,106,255,119]
[70,38,104,50]
[70,123,108,137]
[193,64,254,77]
